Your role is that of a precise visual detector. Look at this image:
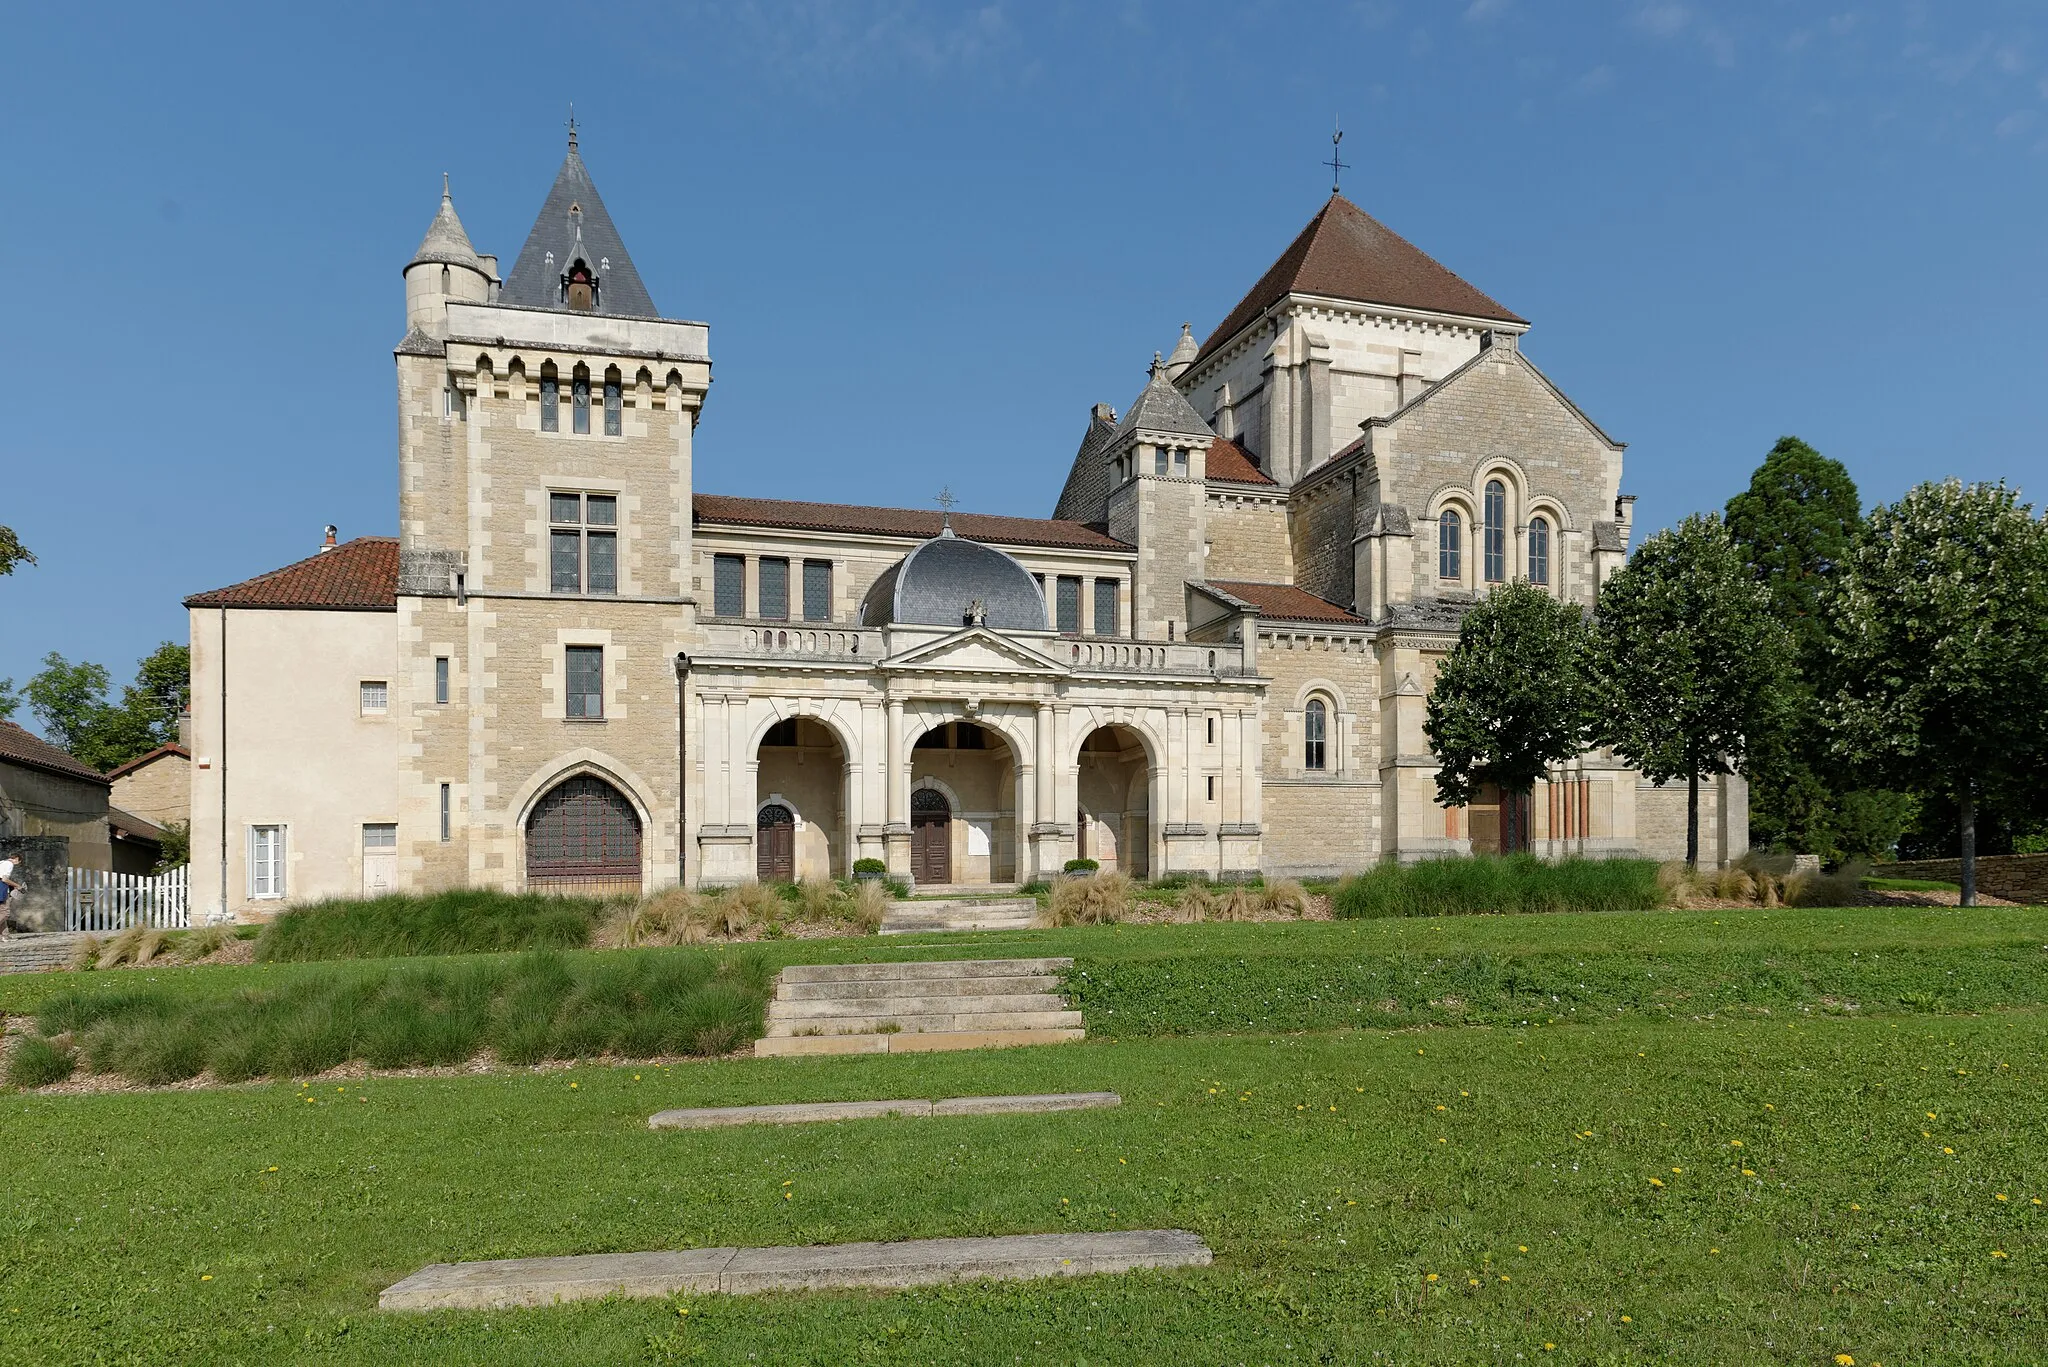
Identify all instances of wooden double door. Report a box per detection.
[910,788,951,885]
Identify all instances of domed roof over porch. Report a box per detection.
[860,529,1048,632]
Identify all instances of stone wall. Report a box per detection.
[111,753,190,828]
[0,835,71,932]
[0,763,110,871]
[1203,493,1293,583]
[1883,854,2048,904]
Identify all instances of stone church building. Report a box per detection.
[185,133,1744,918]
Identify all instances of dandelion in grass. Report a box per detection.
[1995,1194,2008,1202]
[1425,1273,1438,1283]
[1709,1248,1720,1255]
[1835,1357,1856,1366]
[1850,1204,1861,1211]
[1620,1315,1632,1324]
[1944,1147,1954,1155]
[1517,1245,1528,1253]
[1742,1169,1756,1177]
[1647,1178,1664,1188]
[1992,1250,2009,1259]
[1730,1140,1742,1148]
[1469,1278,1481,1287]
[200,1275,212,1282]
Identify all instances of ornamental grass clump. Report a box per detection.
[1041,871,1136,926]
[847,879,888,933]
[1334,854,1662,919]
[11,948,771,1088]
[255,889,609,962]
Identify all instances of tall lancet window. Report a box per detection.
[1483,479,1507,583]
[603,367,622,436]
[572,365,591,435]
[1304,698,1328,771]
[540,363,559,433]
[1438,510,1463,581]
[1528,515,1551,587]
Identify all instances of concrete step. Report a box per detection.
[755,1027,1086,1057]
[780,957,1071,985]
[777,973,1062,1002]
[380,1228,1209,1310]
[771,992,1068,1019]
[765,1009,1085,1037]
[0,932,90,975]
[881,897,1039,935]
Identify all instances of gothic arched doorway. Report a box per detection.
[757,803,795,883]
[910,787,951,885]
[526,774,642,895]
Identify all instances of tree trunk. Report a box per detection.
[1686,769,1700,868]
[1959,781,1977,908]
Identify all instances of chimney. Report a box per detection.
[321,525,338,552]
[1092,403,1116,424]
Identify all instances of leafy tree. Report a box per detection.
[1724,436,1891,859]
[22,643,190,772]
[1827,480,2048,905]
[0,526,32,577]
[0,679,16,721]
[1594,513,1791,866]
[154,821,191,873]
[1425,580,1597,853]
[1725,436,1862,658]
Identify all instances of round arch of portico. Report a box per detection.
[509,750,664,888]
[741,702,863,769]
[897,705,1034,771]
[1060,709,1165,771]
[907,773,965,811]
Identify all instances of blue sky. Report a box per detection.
[2,2,2043,722]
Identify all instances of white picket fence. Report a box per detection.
[66,866,190,932]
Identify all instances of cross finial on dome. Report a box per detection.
[567,104,579,152]
[936,485,958,535]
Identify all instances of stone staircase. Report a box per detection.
[754,957,1083,1057]
[0,933,89,975]
[880,897,1038,935]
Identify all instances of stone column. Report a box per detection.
[1027,699,1063,879]
[883,697,910,876]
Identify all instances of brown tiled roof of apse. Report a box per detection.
[184,537,400,611]
[693,495,1132,551]
[1194,195,1524,367]
[1206,580,1364,624]
[0,721,109,785]
[1203,436,1275,486]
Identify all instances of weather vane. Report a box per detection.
[1325,119,1347,195]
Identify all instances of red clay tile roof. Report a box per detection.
[1194,195,1523,367]
[1204,436,1275,486]
[106,743,190,781]
[1206,580,1365,625]
[0,721,109,785]
[694,495,1132,552]
[184,537,399,610]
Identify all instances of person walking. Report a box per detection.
[0,850,24,936]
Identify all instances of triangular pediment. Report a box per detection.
[881,626,1070,677]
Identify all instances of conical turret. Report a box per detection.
[403,175,494,334]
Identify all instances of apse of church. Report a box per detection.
[182,134,1744,920]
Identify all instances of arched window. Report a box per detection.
[1529,515,1551,586]
[571,365,591,434]
[1483,479,1507,583]
[526,775,641,892]
[1438,510,1462,581]
[1304,698,1327,771]
[603,366,622,436]
[540,362,559,432]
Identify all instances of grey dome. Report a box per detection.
[861,531,1048,631]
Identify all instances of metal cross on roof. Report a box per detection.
[1325,120,1348,195]
[936,486,958,533]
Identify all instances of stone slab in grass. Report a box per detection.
[380,1229,1209,1310]
[648,1092,1119,1130]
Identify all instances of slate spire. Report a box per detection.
[500,130,659,318]
[408,173,483,271]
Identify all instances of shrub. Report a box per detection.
[179,924,232,961]
[10,948,772,1088]
[1262,878,1311,917]
[1064,858,1100,873]
[1333,855,1663,919]
[792,879,841,924]
[98,926,148,969]
[6,1035,76,1088]
[710,884,782,937]
[852,858,888,876]
[255,890,608,963]
[1787,859,1869,908]
[1042,871,1136,926]
[68,936,101,972]
[847,880,888,933]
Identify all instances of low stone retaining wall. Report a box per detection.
[1882,854,2048,905]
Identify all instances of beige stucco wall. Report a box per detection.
[188,606,399,919]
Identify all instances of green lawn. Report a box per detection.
[4,906,2045,1364]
